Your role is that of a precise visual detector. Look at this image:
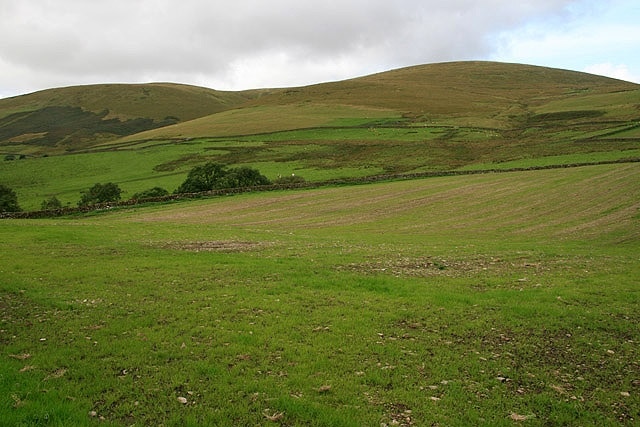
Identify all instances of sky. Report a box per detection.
[0,0,638,99]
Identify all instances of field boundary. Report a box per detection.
[2,157,639,219]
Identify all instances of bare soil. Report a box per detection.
[159,240,271,252]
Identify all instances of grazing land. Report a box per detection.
[1,163,639,426]
[0,61,639,425]
[1,61,639,210]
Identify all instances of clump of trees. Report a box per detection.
[174,162,271,194]
[2,163,278,215]
[0,184,21,212]
[78,182,122,207]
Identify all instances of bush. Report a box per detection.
[175,163,271,194]
[78,182,122,207]
[0,184,21,212]
[41,196,63,210]
[131,187,169,200]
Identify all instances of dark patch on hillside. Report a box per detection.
[528,110,604,124]
[0,106,178,147]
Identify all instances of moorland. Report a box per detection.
[0,61,639,425]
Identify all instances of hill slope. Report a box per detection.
[1,162,638,425]
[0,83,260,154]
[2,61,639,153]
[1,61,639,211]
[118,61,639,141]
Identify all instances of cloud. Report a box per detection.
[2,0,631,98]
[492,0,640,83]
[584,63,639,83]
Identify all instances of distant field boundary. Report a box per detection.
[3,157,639,219]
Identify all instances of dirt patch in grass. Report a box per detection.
[159,240,272,252]
[337,255,552,279]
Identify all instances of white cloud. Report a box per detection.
[492,0,640,84]
[584,63,639,83]
[1,0,638,98]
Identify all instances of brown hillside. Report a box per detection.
[245,61,638,123]
[120,61,639,142]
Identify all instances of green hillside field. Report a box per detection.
[0,61,639,425]
[1,162,638,425]
[1,61,639,211]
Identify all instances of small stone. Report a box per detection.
[177,396,188,404]
[318,385,331,393]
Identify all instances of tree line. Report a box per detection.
[5,157,638,215]
[0,162,294,213]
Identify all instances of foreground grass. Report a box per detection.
[1,164,639,425]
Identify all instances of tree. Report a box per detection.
[174,162,227,193]
[174,163,271,194]
[78,182,122,207]
[218,167,271,189]
[41,196,63,210]
[0,184,21,212]
[131,187,169,200]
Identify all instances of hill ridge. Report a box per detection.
[0,60,638,158]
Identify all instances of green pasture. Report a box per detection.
[113,104,402,143]
[3,114,640,211]
[1,163,638,425]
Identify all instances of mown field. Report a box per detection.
[1,162,639,425]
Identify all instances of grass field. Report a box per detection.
[1,163,638,425]
[2,120,639,211]
[2,61,639,212]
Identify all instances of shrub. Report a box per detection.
[41,196,63,210]
[78,182,122,207]
[0,184,21,212]
[131,187,169,200]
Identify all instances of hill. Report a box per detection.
[0,83,261,155]
[116,61,639,141]
[1,61,639,210]
[1,64,639,424]
[2,61,639,153]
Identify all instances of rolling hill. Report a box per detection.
[2,61,639,154]
[115,61,640,141]
[1,61,639,210]
[0,83,262,154]
[1,63,639,425]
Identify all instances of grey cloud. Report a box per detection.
[0,0,577,96]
